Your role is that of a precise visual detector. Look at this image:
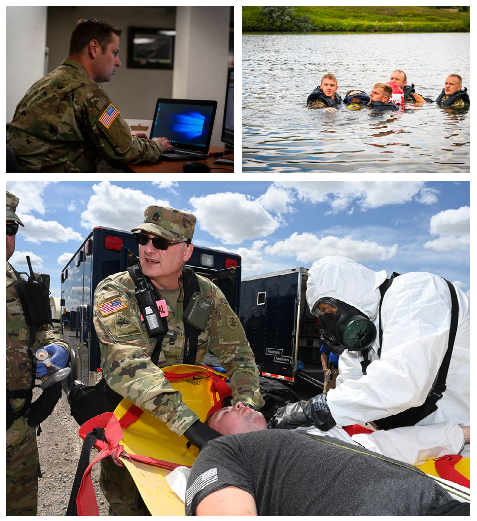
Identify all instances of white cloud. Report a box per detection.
[80,181,170,231]
[257,185,295,214]
[58,252,74,265]
[265,232,398,263]
[424,206,470,252]
[276,181,438,213]
[152,181,179,194]
[234,241,269,275]
[6,181,54,215]
[189,192,280,244]
[10,251,44,270]
[18,214,83,244]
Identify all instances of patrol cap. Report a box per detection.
[131,205,196,242]
[6,191,24,226]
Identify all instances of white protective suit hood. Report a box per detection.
[306,256,388,321]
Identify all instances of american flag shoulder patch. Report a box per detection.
[99,103,120,129]
[98,297,127,316]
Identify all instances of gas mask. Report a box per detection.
[312,298,376,356]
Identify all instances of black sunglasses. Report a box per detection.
[133,232,188,250]
[6,223,19,236]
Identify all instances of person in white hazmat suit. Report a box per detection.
[269,256,470,458]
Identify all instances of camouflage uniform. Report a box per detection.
[6,192,69,515]
[93,205,263,515]
[7,58,162,173]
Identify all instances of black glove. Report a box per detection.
[267,401,308,430]
[222,396,233,408]
[26,382,62,427]
[268,393,336,432]
[301,393,336,431]
[183,420,221,449]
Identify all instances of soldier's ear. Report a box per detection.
[89,39,100,57]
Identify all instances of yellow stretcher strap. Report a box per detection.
[114,365,230,514]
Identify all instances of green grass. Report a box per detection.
[242,6,470,32]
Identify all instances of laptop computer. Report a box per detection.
[149,99,217,160]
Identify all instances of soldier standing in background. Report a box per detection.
[6,191,70,515]
[7,19,174,172]
[93,205,264,515]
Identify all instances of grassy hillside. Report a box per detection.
[242,6,470,32]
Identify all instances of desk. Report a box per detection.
[127,145,234,173]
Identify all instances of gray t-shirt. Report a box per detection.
[185,429,457,516]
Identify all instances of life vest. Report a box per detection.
[403,84,416,100]
[387,82,404,105]
[435,87,470,107]
[69,364,231,516]
[367,100,399,111]
[307,86,342,108]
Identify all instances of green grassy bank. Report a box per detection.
[242,6,470,32]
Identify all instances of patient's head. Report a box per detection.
[207,401,267,435]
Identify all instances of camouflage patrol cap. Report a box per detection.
[131,206,196,241]
[6,191,24,226]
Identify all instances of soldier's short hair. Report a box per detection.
[69,19,122,56]
[393,69,407,82]
[321,73,338,86]
[448,74,462,85]
[374,83,393,100]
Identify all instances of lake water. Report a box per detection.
[242,32,470,173]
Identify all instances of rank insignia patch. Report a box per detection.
[98,297,127,316]
[99,103,120,129]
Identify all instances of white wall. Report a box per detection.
[6,6,48,122]
[173,7,230,147]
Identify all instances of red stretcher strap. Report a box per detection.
[434,455,470,489]
[163,369,232,418]
[343,424,375,437]
[76,411,189,516]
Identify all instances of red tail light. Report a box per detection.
[105,235,123,251]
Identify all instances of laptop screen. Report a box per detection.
[149,99,217,153]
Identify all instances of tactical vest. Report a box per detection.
[7,263,52,427]
[403,84,416,100]
[307,87,342,108]
[368,100,399,111]
[435,87,470,107]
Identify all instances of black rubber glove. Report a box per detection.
[301,392,336,431]
[267,401,308,430]
[183,420,221,449]
[268,393,336,432]
[26,382,62,427]
[222,396,233,408]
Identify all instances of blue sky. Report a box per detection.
[7,180,470,299]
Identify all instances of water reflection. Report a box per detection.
[243,32,470,173]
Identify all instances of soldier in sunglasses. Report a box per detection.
[93,205,263,515]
